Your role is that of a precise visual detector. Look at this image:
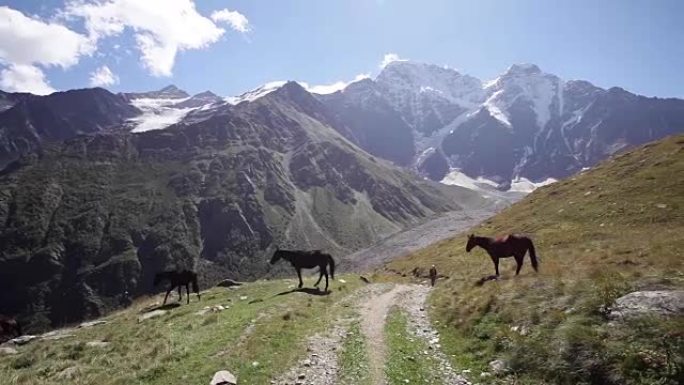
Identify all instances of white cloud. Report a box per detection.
[89,65,119,87]
[379,53,407,69]
[66,0,232,77]
[0,64,55,95]
[0,6,93,93]
[211,9,250,33]
[305,74,370,94]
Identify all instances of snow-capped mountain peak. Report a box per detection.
[503,63,542,76]
[225,81,288,105]
[483,63,562,129]
[377,60,484,108]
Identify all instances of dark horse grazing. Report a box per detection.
[270,249,336,292]
[466,234,539,276]
[0,315,22,342]
[153,270,201,305]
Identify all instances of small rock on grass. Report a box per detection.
[86,341,110,348]
[210,370,237,385]
[78,320,108,328]
[488,359,509,375]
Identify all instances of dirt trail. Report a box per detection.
[271,284,388,385]
[272,283,470,385]
[396,285,471,385]
[360,284,414,385]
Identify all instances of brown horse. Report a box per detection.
[466,234,539,276]
[270,249,336,292]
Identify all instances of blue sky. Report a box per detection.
[1,0,682,97]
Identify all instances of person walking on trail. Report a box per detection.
[429,264,438,287]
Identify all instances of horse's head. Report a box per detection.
[466,234,476,252]
[270,249,282,265]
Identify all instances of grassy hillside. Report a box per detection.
[387,135,684,384]
[0,276,362,385]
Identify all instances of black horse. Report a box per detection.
[270,249,336,292]
[0,315,21,343]
[466,234,539,276]
[153,270,201,305]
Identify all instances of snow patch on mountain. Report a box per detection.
[129,97,198,133]
[509,177,557,193]
[441,169,528,202]
[441,169,500,191]
[226,81,287,104]
[483,90,513,127]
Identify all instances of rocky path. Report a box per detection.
[360,284,414,385]
[272,283,471,385]
[271,284,389,385]
[396,285,470,385]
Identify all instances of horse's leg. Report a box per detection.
[177,285,182,302]
[515,253,525,275]
[163,285,173,305]
[492,256,500,276]
[324,268,329,292]
[186,284,190,304]
[296,268,303,288]
[314,267,324,287]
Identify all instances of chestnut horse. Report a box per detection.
[466,234,539,276]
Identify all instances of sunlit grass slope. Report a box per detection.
[0,276,361,385]
[388,135,684,384]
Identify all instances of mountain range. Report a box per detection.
[0,81,488,330]
[4,60,682,190]
[320,61,684,188]
[0,61,683,329]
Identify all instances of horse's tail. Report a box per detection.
[327,254,335,280]
[528,239,539,272]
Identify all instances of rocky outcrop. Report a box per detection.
[608,290,684,320]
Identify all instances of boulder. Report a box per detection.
[608,290,684,320]
[210,370,237,385]
[56,366,80,381]
[9,335,38,345]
